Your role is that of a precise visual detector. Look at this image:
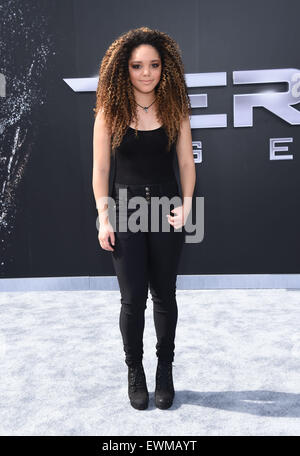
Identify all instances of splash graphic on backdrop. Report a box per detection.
[0,0,54,275]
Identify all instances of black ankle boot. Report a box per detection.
[155,360,175,409]
[128,362,149,410]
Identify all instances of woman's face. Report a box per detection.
[128,44,162,95]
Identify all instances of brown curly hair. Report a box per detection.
[93,26,192,155]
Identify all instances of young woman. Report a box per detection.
[92,27,196,410]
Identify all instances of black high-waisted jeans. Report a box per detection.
[110,180,185,367]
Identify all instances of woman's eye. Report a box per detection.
[132,64,159,69]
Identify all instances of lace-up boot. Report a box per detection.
[128,362,149,410]
[155,360,175,409]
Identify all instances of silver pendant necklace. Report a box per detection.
[135,98,156,113]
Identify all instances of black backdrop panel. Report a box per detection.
[1,0,299,278]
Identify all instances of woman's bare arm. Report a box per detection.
[92,109,115,250]
[92,109,111,219]
[176,115,196,217]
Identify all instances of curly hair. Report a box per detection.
[93,26,192,155]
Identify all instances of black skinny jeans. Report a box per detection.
[110,180,185,367]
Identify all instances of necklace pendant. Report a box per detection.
[144,107,148,113]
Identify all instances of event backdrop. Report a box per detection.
[0,0,299,278]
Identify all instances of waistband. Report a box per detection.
[112,180,179,198]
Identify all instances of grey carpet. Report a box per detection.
[0,289,299,436]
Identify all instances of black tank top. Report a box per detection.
[113,125,177,185]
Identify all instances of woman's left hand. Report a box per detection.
[166,205,189,230]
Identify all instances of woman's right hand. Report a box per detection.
[98,218,115,251]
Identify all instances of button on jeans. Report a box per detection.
[110,180,185,367]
